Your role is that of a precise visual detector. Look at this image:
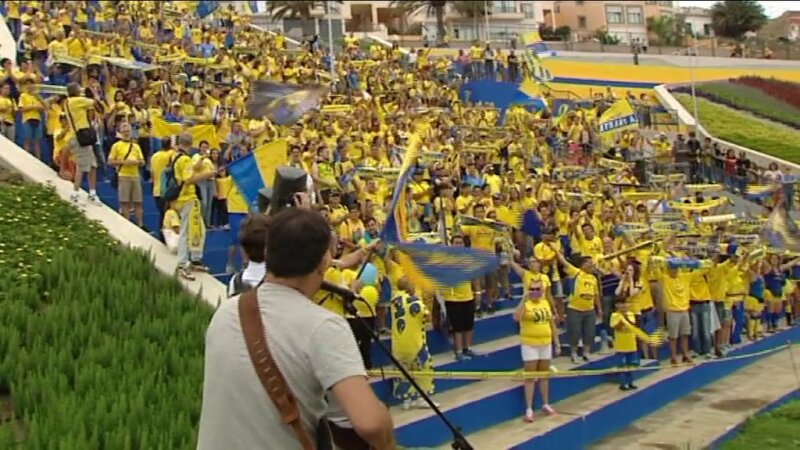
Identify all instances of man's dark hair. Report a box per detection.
[67,82,82,97]
[266,208,331,278]
[239,214,270,263]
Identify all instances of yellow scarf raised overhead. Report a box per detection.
[598,100,639,143]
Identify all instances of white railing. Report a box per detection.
[0,136,228,308]
[365,34,410,55]
[654,84,800,174]
[249,24,303,47]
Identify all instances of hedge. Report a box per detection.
[674,94,800,165]
[721,399,800,450]
[691,81,800,129]
[0,180,212,449]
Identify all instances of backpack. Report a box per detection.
[161,151,188,202]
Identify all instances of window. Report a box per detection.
[521,3,535,19]
[659,1,673,6]
[494,1,516,13]
[555,4,560,13]
[606,5,623,24]
[578,15,587,29]
[703,23,711,36]
[626,6,643,24]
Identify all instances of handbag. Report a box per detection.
[65,99,98,147]
[110,142,134,190]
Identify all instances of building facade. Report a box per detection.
[680,6,713,37]
[552,0,676,43]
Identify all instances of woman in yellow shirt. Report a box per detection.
[513,275,560,422]
[18,79,46,159]
[0,84,16,143]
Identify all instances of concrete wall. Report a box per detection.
[0,135,228,308]
[654,85,800,174]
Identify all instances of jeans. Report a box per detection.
[598,294,616,344]
[690,302,712,355]
[197,179,216,227]
[567,308,596,354]
[731,302,744,345]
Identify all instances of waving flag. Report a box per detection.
[761,206,800,252]
[227,139,289,208]
[598,100,639,141]
[380,126,499,291]
[247,81,328,125]
[195,0,219,18]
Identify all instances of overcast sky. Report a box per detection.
[678,1,800,18]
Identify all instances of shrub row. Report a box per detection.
[673,94,800,165]
[672,82,800,129]
[0,181,211,449]
[732,76,800,111]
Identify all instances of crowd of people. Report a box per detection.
[3,0,800,435]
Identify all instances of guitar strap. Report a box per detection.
[239,289,315,450]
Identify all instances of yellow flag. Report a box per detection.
[598,100,639,140]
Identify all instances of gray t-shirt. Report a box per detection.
[197,282,367,450]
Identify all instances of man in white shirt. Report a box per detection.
[228,214,268,297]
[199,204,396,450]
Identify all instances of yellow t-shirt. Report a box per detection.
[461,224,495,252]
[440,282,473,302]
[173,152,197,207]
[65,97,95,130]
[391,290,428,360]
[564,262,599,312]
[520,299,554,346]
[162,208,180,230]
[150,149,175,197]
[18,92,41,123]
[314,267,345,316]
[628,280,653,314]
[610,311,637,353]
[109,140,144,178]
[661,271,694,312]
[0,97,16,124]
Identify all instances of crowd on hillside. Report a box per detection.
[2,0,800,422]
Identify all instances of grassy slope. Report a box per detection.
[721,399,800,450]
[0,180,210,449]
[674,94,800,165]
[695,81,800,128]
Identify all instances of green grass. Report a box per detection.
[674,94,800,165]
[721,398,800,450]
[695,81,800,128]
[0,179,211,449]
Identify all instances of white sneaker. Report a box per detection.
[413,398,440,409]
[402,399,412,411]
[69,192,80,204]
[87,193,100,204]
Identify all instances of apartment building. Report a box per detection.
[553,0,676,43]
[680,6,713,37]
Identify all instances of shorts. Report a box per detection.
[714,302,732,322]
[638,307,657,334]
[521,344,552,362]
[228,212,248,246]
[71,138,98,173]
[745,296,763,312]
[22,119,43,140]
[117,177,143,203]
[618,351,640,367]
[666,311,691,339]
[475,272,498,293]
[444,300,475,333]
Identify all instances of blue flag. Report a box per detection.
[246,81,328,125]
[196,1,219,18]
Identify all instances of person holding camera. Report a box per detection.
[199,204,396,450]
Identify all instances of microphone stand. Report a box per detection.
[340,293,474,450]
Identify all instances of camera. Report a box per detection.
[257,166,308,215]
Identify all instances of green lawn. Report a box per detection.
[0,178,211,449]
[721,398,800,450]
[695,81,800,128]
[674,94,800,165]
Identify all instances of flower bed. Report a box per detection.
[672,81,800,129]
[720,398,800,450]
[674,94,800,165]
[0,177,211,448]
[732,76,800,111]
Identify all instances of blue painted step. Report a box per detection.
[394,353,662,448]
[511,326,800,450]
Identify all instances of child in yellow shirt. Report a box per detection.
[162,202,181,253]
[610,298,639,391]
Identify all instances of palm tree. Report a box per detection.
[710,0,767,40]
[265,1,343,21]
[646,15,685,47]
[391,0,449,43]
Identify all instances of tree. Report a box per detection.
[539,25,571,41]
[710,0,767,40]
[647,15,686,46]
[265,0,343,21]
[391,0,449,43]
[594,29,621,45]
